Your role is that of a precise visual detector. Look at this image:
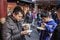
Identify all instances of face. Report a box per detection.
[13,12,23,21]
[42,17,49,22]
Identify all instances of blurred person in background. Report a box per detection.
[51,5,60,40]
[25,10,33,23]
[51,8,58,23]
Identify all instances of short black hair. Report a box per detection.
[13,6,24,15]
[41,11,50,18]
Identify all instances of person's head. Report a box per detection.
[41,11,51,22]
[12,6,24,21]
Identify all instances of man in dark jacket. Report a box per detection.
[2,6,29,40]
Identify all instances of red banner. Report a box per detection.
[0,0,7,18]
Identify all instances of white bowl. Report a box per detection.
[37,27,45,30]
[27,30,32,33]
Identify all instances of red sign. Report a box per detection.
[0,0,7,18]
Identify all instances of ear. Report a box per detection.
[13,13,16,17]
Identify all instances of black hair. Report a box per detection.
[41,11,50,18]
[13,6,24,15]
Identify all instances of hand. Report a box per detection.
[20,31,28,35]
[41,23,46,28]
[22,24,30,30]
[23,25,29,30]
[42,23,46,26]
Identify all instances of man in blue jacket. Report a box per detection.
[38,11,57,40]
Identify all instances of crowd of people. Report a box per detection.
[1,5,60,40]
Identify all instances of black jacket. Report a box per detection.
[2,15,25,40]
